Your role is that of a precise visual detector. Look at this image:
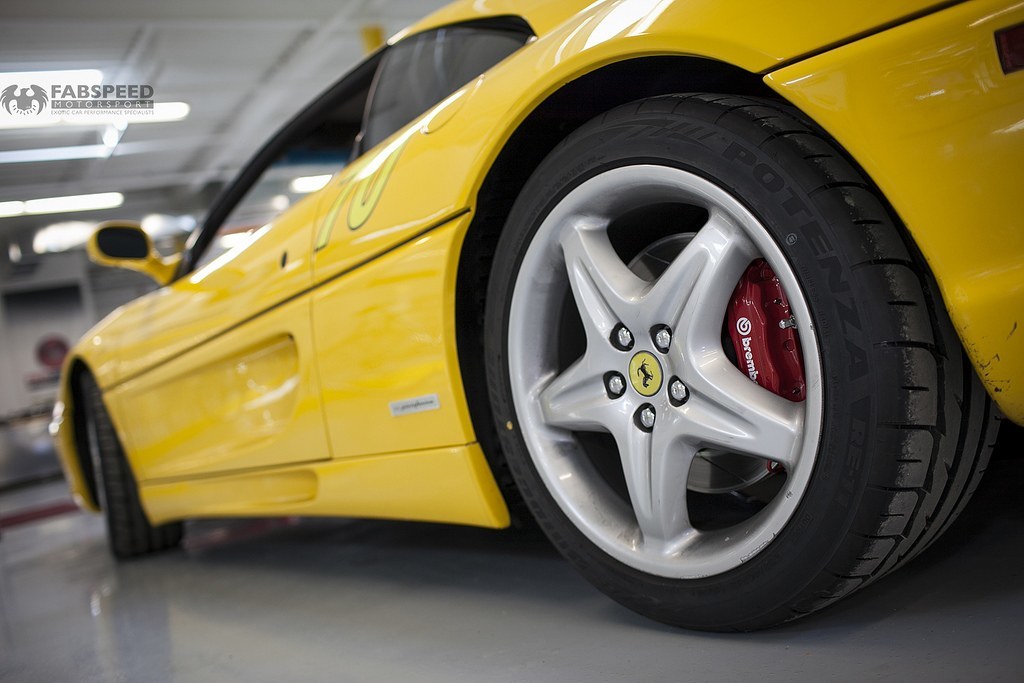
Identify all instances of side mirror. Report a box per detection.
[87,221,182,286]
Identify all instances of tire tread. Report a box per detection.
[81,374,182,558]
[705,96,997,610]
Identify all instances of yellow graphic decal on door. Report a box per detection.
[315,140,407,250]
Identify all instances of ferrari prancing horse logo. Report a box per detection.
[628,351,663,397]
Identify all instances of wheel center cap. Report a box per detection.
[628,351,663,397]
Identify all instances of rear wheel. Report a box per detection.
[483,94,998,630]
[80,374,183,558]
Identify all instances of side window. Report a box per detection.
[190,68,374,272]
[192,157,343,272]
[362,24,530,151]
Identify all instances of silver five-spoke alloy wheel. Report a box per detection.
[508,165,823,578]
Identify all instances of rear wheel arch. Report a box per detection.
[454,55,785,516]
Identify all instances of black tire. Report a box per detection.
[80,374,183,558]
[483,94,998,630]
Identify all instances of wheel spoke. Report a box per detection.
[561,222,646,342]
[646,209,759,339]
[615,411,697,549]
[538,357,617,432]
[681,352,804,466]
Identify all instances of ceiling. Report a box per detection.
[0,0,450,248]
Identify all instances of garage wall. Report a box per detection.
[0,250,155,418]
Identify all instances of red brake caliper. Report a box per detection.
[725,259,806,474]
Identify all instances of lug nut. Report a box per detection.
[652,326,672,353]
[612,324,634,351]
[669,378,689,406]
[605,372,626,398]
[636,405,656,431]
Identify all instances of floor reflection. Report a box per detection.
[0,430,1021,681]
[0,415,60,489]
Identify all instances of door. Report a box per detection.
[108,192,330,481]
[106,61,377,482]
[310,21,532,459]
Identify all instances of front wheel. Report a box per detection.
[483,94,997,630]
[80,374,183,558]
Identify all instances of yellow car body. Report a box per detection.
[53,0,1023,534]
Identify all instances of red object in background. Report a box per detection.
[36,336,69,370]
[726,259,806,402]
[0,501,80,530]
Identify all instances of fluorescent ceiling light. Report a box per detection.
[0,200,24,217]
[32,220,95,254]
[26,192,123,215]
[150,101,190,121]
[0,144,108,164]
[0,109,192,163]
[0,69,103,87]
[0,191,123,218]
[290,174,332,194]
[0,101,191,131]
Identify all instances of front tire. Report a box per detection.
[483,94,997,630]
[80,374,183,558]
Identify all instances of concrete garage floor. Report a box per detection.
[0,415,61,489]
[1,435,1022,682]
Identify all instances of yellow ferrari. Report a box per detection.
[52,0,1024,630]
